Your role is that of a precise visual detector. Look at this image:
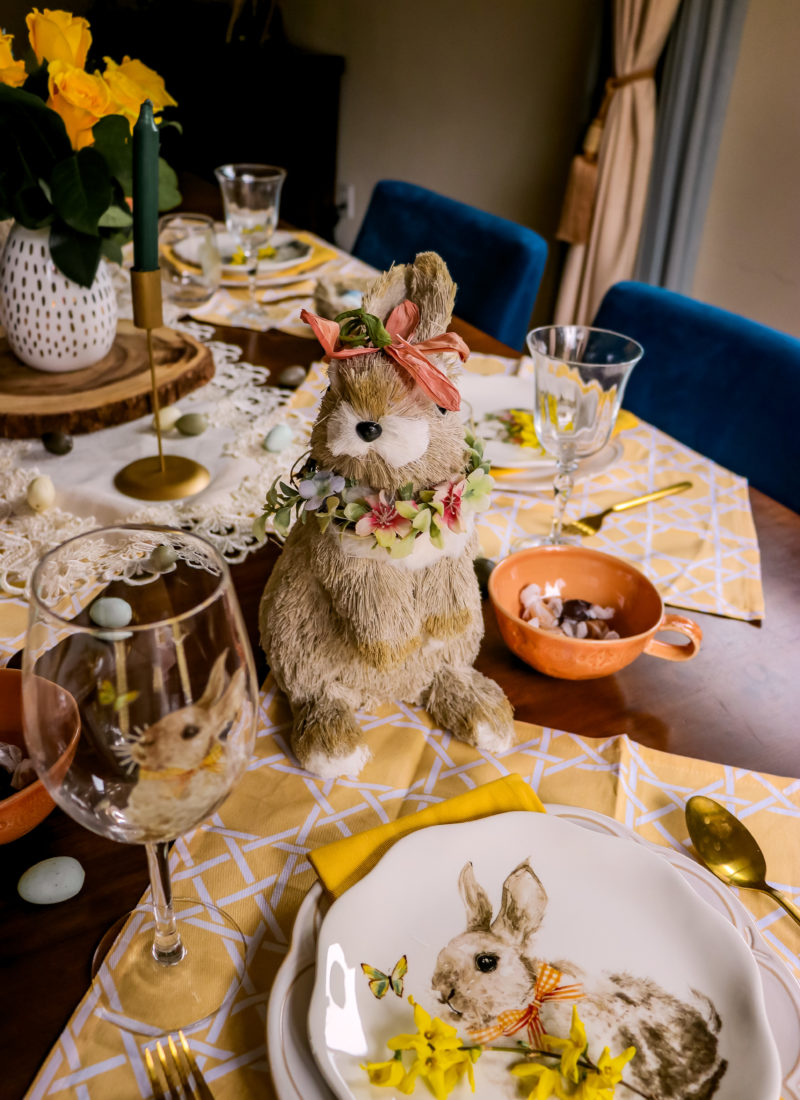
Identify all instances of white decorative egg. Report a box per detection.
[18,856,85,905]
[263,424,294,452]
[26,475,55,512]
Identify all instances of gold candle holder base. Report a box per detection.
[114,455,210,501]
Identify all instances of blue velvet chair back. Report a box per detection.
[352,180,547,351]
[593,281,800,513]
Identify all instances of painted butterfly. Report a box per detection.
[361,955,407,999]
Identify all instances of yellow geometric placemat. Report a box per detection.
[27,680,800,1099]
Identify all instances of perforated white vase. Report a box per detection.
[0,223,117,371]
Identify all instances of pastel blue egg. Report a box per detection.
[89,597,133,629]
[263,424,294,452]
[277,365,307,388]
[18,856,85,905]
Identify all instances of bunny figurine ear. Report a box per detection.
[459,862,494,931]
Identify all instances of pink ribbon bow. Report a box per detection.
[299,300,467,411]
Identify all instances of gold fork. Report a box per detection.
[144,1031,215,1100]
[562,480,692,537]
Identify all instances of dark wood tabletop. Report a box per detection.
[2,316,799,1099]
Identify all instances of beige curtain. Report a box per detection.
[554,0,681,325]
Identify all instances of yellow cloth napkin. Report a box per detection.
[308,773,545,897]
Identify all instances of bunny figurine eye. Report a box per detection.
[181,724,201,740]
[475,952,499,973]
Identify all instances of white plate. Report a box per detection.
[298,809,785,1100]
[459,374,623,481]
[267,806,800,1100]
[175,229,313,279]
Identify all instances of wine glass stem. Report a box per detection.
[146,841,185,966]
[550,460,577,542]
[247,259,258,309]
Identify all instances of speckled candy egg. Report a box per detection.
[176,413,208,436]
[263,424,294,452]
[277,365,307,388]
[26,475,55,512]
[18,856,85,904]
[153,406,183,431]
[89,597,133,630]
[41,430,73,455]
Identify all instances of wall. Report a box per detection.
[691,0,800,338]
[281,0,604,326]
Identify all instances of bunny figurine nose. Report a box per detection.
[356,421,382,442]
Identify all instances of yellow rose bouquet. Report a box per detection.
[0,8,180,286]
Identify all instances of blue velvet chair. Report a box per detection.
[352,180,548,351]
[593,281,800,513]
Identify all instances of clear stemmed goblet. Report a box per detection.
[22,525,258,1034]
[214,162,287,325]
[526,325,643,545]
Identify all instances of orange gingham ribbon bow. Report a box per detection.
[467,963,583,1047]
[299,300,468,411]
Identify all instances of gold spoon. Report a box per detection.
[685,795,800,928]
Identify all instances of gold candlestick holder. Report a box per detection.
[114,270,210,501]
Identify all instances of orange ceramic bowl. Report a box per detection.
[0,668,79,844]
[488,545,702,680]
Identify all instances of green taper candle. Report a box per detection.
[132,99,159,271]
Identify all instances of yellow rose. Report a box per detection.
[102,56,176,128]
[47,59,112,150]
[0,33,27,87]
[27,8,91,68]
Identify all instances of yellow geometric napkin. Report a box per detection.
[309,773,545,897]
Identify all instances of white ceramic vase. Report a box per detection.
[0,223,118,372]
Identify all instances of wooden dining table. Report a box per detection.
[2,307,800,1098]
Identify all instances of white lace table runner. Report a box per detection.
[0,322,312,597]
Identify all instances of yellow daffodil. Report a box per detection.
[543,1005,587,1084]
[46,58,113,149]
[27,8,91,68]
[510,1060,562,1099]
[594,1044,636,1089]
[362,1056,408,1089]
[102,55,176,127]
[0,33,27,87]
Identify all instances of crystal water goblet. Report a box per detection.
[526,325,643,544]
[22,525,258,1034]
[158,213,222,310]
[214,163,286,325]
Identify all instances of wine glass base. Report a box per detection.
[91,897,246,1035]
[513,532,581,549]
[228,302,270,327]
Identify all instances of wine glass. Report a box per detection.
[526,325,643,544]
[158,213,222,310]
[22,525,258,1034]
[214,163,287,325]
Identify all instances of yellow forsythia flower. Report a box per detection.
[102,55,176,127]
[0,32,27,87]
[362,1057,407,1089]
[593,1045,636,1089]
[509,1060,562,1099]
[47,58,113,150]
[27,7,91,68]
[543,1005,587,1084]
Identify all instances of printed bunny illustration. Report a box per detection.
[118,650,247,837]
[259,252,514,778]
[431,860,727,1100]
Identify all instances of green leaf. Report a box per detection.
[49,219,102,286]
[99,237,124,265]
[91,114,133,195]
[98,203,133,228]
[412,508,431,533]
[398,482,414,500]
[50,148,111,236]
[390,531,417,559]
[394,500,418,520]
[158,119,184,135]
[343,502,369,522]
[157,157,181,211]
[274,506,293,538]
[252,513,268,542]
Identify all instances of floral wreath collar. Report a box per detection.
[254,431,493,559]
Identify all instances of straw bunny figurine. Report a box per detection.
[258,252,514,777]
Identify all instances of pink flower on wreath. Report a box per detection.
[433,478,466,532]
[354,490,413,546]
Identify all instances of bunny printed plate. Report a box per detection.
[458,374,621,477]
[304,811,782,1100]
[174,229,312,280]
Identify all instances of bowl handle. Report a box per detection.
[644,613,702,661]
